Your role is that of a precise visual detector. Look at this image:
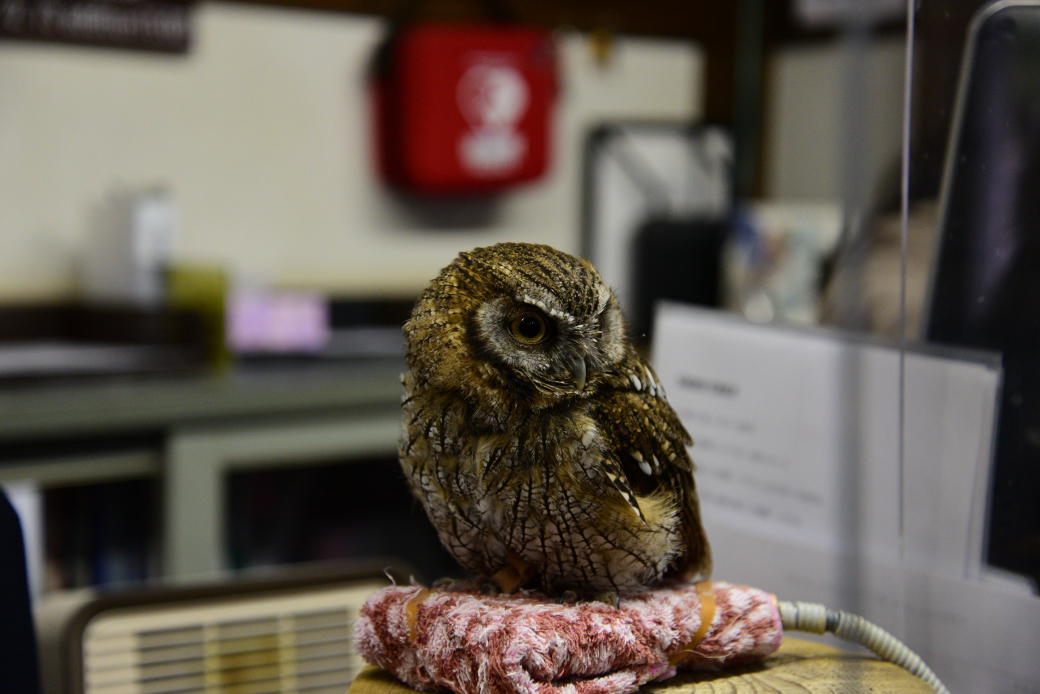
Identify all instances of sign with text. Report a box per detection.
[0,0,192,52]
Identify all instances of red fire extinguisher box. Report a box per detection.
[374,23,557,195]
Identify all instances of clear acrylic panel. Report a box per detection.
[678,1,1035,690]
[901,0,1040,689]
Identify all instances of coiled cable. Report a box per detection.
[777,600,951,694]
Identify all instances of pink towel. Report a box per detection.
[354,580,782,694]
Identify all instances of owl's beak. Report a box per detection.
[569,355,587,392]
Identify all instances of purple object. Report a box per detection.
[226,289,330,355]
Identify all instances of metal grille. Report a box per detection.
[81,583,379,694]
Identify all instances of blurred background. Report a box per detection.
[0,0,919,593]
[2,0,1038,691]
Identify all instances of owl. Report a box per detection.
[400,242,710,597]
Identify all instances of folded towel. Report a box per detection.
[354,580,782,694]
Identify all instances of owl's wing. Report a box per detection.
[594,354,711,578]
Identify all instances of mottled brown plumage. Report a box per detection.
[400,242,710,595]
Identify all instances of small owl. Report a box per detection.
[400,242,710,596]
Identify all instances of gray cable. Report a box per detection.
[777,600,951,694]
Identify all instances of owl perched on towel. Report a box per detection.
[400,243,710,596]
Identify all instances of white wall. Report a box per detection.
[0,3,702,300]
[763,36,906,203]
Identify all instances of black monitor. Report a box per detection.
[926,0,1040,587]
[0,490,41,693]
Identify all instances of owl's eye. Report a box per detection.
[509,314,548,344]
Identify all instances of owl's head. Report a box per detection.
[405,243,631,414]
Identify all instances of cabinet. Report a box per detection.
[0,359,451,589]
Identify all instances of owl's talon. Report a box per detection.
[491,553,535,594]
[431,577,454,590]
[490,567,523,594]
[431,577,478,593]
[591,591,621,608]
[558,590,579,604]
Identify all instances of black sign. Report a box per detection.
[0,0,192,53]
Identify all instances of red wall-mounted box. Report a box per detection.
[374,24,557,195]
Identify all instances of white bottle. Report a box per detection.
[81,188,176,306]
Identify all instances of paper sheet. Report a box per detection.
[650,304,1040,693]
[652,303,999,575]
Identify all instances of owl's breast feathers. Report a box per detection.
[399,350,711,594]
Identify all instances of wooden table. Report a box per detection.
[348,637,934,694]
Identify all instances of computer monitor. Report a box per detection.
[0,490,41,694]
[926,0,1040,587]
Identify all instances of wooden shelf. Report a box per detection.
[0,358,404,443]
